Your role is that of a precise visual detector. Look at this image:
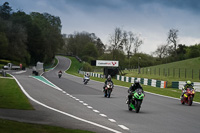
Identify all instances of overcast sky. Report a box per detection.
[1,0,200,54]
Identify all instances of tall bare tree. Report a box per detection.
[153,44,169,59]
[133,34,143,54]
[124,31,134,59]
[109,27,124,50]
[167,29,179,56]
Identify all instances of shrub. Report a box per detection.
[82,62,93,72]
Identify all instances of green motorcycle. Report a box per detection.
[128,88,144,113]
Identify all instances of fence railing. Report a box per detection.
[128,68,200,80]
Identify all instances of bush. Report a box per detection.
[82,56,94,63]
[82,62,93,72]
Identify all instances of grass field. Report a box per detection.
[124,57,200,83]
[0,118,94,133]
[66,56,83,76]
[65,56,200,102]
[0,78,33,109]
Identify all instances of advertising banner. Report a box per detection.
[96,60,119,67]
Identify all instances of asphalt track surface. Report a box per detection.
[1,56,200,133]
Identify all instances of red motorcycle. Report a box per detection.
[181,87,195,106]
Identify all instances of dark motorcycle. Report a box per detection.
[104,82,113,98]
[128,88,144,113]
[181,87,195,106]
[58,72,62,78]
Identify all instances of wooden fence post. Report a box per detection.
[199,69,200,80]
[192,69,193,79]
[168,68,169,76]
[185,68,186,79]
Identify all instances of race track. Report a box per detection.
[9,56,200,133]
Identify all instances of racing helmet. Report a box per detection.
[186,80,191,85]
[107,75,111,81]
[134,79,139,84]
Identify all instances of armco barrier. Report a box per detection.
[79,72,168,89]
[172,81,200,92]
[116,75,167,88]
[79,71,104,79]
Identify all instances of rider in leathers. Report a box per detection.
[127,80,144,104]
[181,80,195,98]
[103,75,114,92]
[83,72,90,82]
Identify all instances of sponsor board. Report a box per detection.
[96,60,119,67]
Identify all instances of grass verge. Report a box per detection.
[0,78,33,109]
[0,118,94,133]
[66,56,83,76]
[64,56,200,102]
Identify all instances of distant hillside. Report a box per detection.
[125,57,200,84]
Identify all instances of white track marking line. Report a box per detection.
[83,103,88,106]
[0,77,13,79]
[99,114,107,117]
[93,110,100,113]
[87,106,93,109]
[12,75,122,133]
[118,125,129,130]
[79,101,84,103]
[41,76,63,91]
[75,98,79,101]
[13,70,27,74]
[109,119,116,122]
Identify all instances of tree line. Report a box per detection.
[61,27,200,70]
[1,2,199,69]
[0,2,64,65]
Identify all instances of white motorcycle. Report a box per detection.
[84,76,90,85]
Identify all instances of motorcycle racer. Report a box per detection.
[181,80,195,98]
[103,75,114,92]
[127,79,144,104]
[83,72,90,82]
[58,70,62,78]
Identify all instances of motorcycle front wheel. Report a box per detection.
[107,89,111,98]
[180,96,185,104]
[188,96,193,106]
[104,90,107,97]
[135,100,142,113]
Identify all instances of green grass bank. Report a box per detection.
[0,78,33,109]
[0,118,93,133]
[124,57,200,85]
